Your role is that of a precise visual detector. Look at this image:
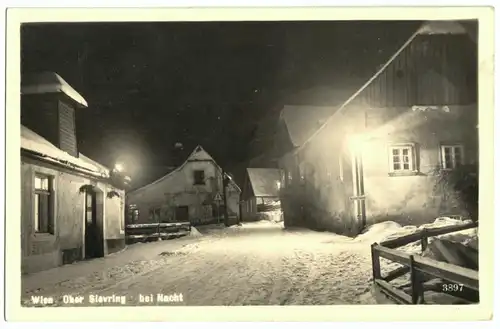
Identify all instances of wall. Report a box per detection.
[359,104,478,226]
[362,34,477,107]
[278,108,363,235]
[21,158,126,274]
[127,159,240,225]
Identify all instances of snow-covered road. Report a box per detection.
[22,221,380,306]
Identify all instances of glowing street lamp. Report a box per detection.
[114,163,124,173]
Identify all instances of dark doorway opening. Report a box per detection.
[84,189,104,259]
[175,206,189,222]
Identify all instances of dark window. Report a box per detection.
[193,170,205,185]
[441,145,464,169]
[34,174,53,234]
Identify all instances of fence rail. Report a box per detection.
[125,221,191,242]
[371,221,479,304]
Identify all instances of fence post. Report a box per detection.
[371,243,381,280]
[420,228,428,252]
[409,255,424,304]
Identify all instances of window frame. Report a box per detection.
[440,144,465,170]
[388,143,418,175]
[193,170,205,185]
[33,173,54,235]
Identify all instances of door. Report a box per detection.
[84,190,103,259]
[175,206,189,223]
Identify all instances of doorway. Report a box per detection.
[175,206,189,222]
[84,188,104,259]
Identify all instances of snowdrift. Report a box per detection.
[190,226,203,237]
[358,217,476,248]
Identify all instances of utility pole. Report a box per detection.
[222,169,230,227]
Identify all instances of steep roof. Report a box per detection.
[21,72,88,107]
[294,20,476,153]
[280,105,339,147]
[21,125,108,178]
[128,145,241,195]
[246,168,281,197]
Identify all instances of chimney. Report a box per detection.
[21,72,88,157]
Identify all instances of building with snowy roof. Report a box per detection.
[240,168,282,221]
[126,145,241,227]
[20,72,127,274]
[274,20,479,235]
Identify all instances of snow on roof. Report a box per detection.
[417,20,469,35]
[21,125,108,177]
[128,145,241,195]
[246,168,281,197]
[77,153,111,174]
[280,105,338,147]
[21,72,88,108]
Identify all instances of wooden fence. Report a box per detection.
[371,221,479,304]
[126,222,191,243]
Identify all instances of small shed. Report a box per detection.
[241,168,282,221]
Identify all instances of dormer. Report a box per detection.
[21,72,88,157]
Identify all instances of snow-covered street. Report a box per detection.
[22,221,378,306]
[21,218,476,307]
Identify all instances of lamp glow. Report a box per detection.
[114,163,124,172]
[348,134,365,154]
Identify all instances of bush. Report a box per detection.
[432,163,478,221]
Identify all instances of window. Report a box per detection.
[193,170,205,185]
[34,174,53,234]
[132,209,139,222]
[389,144,416,173]
[441,144,464,169]
[287,170,293,186]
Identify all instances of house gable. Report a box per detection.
[127,145,241,202]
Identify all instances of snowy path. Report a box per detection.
[22,222,379,306]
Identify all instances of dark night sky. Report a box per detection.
[21,20,422,186]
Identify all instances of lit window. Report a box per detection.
[389,144,416,173]
[35,176,49,190]
[34,174,53,234]
[441,144,464,169]
[132,209,139,222]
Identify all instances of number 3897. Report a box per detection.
[442,283,464,292]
